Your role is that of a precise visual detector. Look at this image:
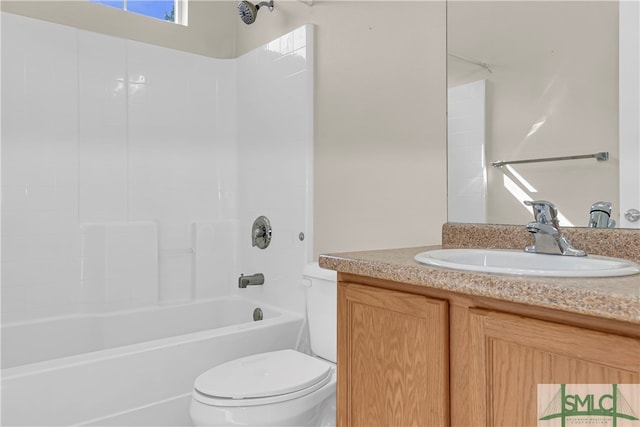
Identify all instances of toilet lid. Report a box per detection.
[194,349,332,400]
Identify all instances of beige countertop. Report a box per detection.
[319,225,640,325]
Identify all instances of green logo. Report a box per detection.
[538,384,639,427]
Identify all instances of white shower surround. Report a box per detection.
[1,13,314,324]
[1,13,314,425]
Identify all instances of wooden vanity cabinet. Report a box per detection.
[337,282,449,427]
[467,309,640,426]
[337,275,640,427]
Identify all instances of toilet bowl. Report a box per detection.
[190,349,336,426]
[189,263,337,426]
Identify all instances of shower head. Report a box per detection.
[237,0,274,25]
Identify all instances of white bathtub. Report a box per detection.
[1,296,305,426]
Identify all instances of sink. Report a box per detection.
[414,248,640,277]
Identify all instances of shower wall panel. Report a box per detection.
[2,13,313,324]
[1,12,237,322]
[234,25,314,315]
[2,14,81,322]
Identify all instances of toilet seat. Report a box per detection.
[193,349,334,407]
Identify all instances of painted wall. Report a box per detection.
[1,0,449,257]
[235,1,448,255]
[0,0,238,58]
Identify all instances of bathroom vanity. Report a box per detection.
[319,223,640,427]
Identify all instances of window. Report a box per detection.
[90,0,187,25]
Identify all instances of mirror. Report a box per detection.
[447,1,637,228]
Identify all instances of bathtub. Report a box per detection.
[1,296,305,426]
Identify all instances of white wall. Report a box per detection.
[0,0,237,58]
[619,0,640,229]
[1,13,313,323]
[234,1,448,255]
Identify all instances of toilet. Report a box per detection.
[189,263,337,427]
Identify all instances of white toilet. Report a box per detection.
[189,263,337,427]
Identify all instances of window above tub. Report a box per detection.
[90,0,188,25]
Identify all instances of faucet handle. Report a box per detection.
[588,201,616,228]
[524,200,559,228]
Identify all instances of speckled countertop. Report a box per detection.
[319,223,640,324]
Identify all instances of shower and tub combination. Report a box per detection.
[1,10,315,427]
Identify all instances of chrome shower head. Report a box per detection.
[237,0,274,25]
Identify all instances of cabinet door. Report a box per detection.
[468,309,640,427]
[337,282,448,427]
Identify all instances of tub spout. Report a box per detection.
[238,273,265,288]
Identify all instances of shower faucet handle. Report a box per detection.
[588,201,616,228]
[251,216,272,249]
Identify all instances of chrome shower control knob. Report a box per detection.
[624,209,640,222]
[252,216,272,249]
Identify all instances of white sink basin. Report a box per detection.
[414,248,640,277]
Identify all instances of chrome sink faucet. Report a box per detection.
[524,200,586,257]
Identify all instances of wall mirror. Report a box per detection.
[447,1,639,228]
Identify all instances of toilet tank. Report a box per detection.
[302,262,337,363]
